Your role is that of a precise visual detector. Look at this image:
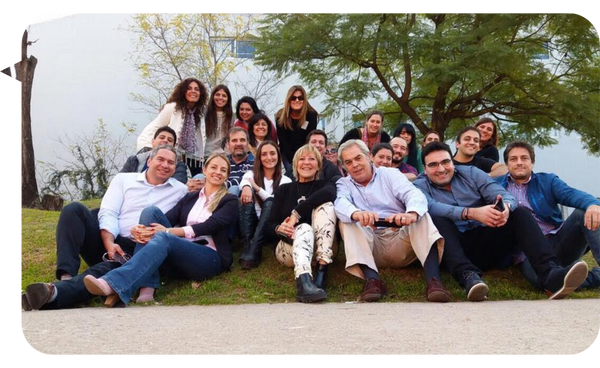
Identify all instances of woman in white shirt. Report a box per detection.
[137,78,208,176]
[204,84,234,157]
[238,141,291,269]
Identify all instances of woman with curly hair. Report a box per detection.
[137,78,208,176]
[247,113,275,155]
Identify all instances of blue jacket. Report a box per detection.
[496,172,600,227]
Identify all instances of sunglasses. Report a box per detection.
[325,148,338,155]
[290,95,305,101]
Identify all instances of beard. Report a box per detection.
[392,157,402,164]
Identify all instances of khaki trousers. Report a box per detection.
[275,202,337,278]
[339,213,444,279]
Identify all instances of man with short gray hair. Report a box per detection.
[334,139,451,303]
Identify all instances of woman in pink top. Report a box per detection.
[83,154,238,307]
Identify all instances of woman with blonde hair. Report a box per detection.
[83,154,238,306]
[275,86,319,177]
[268,144,337,303]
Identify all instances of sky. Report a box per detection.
[9,10,600,196]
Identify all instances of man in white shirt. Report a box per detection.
[22,145,187,311]
[334,139,450,303]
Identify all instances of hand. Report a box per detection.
[186,178,205,192]
[585,204,600,231]
[105,242,125,260]
[130,224,152,244]
[385,212,418,227]
[240,186,253,205]
[469,201,509,228]
[351,210,378,227]
[277,217,295,239]
[148,223,167,234]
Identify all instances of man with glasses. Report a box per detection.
[414,141,588,301]
[22,145,188,310]
[334,139,451,303]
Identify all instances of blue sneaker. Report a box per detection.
[462,271,488,302]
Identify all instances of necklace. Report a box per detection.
[296,180,316,204]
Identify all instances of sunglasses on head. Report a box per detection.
[290,95,305,101]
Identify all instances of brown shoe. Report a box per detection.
[426,277,452,303]
[23,283,55,310]
[360,278,387,302]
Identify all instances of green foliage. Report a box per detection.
[255,14,600,153]
[38,119,135,201]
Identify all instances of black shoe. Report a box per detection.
[295,273,327,303]
[545,261,588,300]
[313,264,328,290]
[23,283,55,310]
[463,271,488,302]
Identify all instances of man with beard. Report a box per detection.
[390,137,418,181]
[225,127,255,196]
[452,127,507,178]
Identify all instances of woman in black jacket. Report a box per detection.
[269,144,337,303]
[339,110,390,151]
[83,154,237,306]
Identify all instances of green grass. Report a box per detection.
[22,205,599,305]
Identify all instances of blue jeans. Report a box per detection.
[520,208,600,289]
[101,206,223,304]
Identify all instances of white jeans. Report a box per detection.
[275,202,337,278]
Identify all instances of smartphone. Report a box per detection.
[373,220,402,228]
[493,197,505,212]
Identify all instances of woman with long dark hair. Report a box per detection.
[393,123,423,173]
[137,78,208,176]
[204,84,233,157]
[234,97,278,143]
[339,110,390,151]
[247,113,275,155]
[238,141,292,269]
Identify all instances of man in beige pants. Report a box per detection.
[334,139,451,302]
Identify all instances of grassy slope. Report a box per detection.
[22,202,599,305]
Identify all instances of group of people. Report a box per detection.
[22,79,600,311]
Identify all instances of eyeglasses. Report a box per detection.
[426,159,453,169]
[290,95,305,101]
[325,148,338,155]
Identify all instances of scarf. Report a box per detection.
[361,126,381,150]
[179,108,199,155]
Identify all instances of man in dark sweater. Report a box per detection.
[225,127,255,196]
[452,127,507,178]
[306,129,342,184]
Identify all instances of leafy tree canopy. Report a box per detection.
[255,14,600,153]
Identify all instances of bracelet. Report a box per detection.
[166,228,171,234]
[291,209,301,221]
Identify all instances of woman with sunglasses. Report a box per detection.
[275,86,319,178]
[393,123,424,174]
[474,117,500,162]
[324,144,345,177]
[234,96,277,143]
[339,110,390,151]
[204,84,234,157]
[247,113,275,155]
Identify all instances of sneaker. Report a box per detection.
[545,261,588,300]
[463,271,488,302]
[426,277,452,303]
[360,278,387,302]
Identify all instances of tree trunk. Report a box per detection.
[40,194,64,211]
[17,30,39,208]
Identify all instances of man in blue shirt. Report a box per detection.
[498,141,600,290]
[414,141,588,301]
[22,145,188,310]
[335,139,451,303]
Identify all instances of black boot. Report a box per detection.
[296,273,327,303]
[313,264,328,290]
[238,203,260,269]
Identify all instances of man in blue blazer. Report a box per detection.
[497,141,600,290]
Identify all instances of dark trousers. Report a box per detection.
[432,207,559,288]
[43,261,121,310]
[55,202,136,279]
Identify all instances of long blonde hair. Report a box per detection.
[204,153,231,213]
[275,85,317,131]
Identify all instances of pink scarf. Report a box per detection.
[361,126,381,150]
